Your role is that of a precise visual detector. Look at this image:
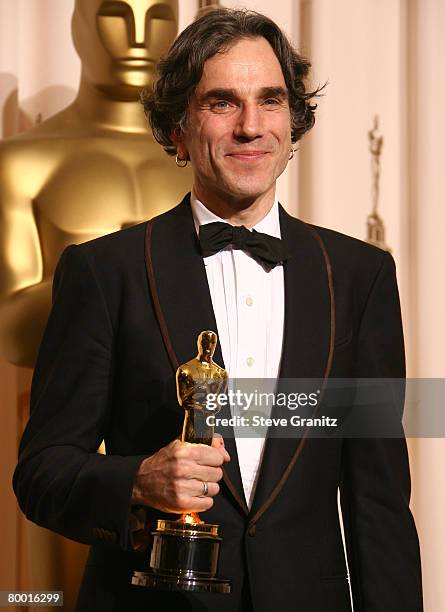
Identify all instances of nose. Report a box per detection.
[233,103,263,141]
[132,5,147,45]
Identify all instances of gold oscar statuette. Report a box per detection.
[132,331,231,593]
[366,115,390,252]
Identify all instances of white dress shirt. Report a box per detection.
[190,193,285,508]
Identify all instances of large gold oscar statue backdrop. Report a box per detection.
[0,1,190,608]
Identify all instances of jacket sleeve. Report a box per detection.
[12,244,147,551]
[339,251,423,611]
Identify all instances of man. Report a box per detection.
[13,8,423,612]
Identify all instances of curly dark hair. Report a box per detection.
[142,8,322,156]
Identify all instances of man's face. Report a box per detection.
[178,37,292,206]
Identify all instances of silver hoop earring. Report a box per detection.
[175,154,188,168]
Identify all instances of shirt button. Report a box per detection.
[246,357,255,367]
[245,296,254,306]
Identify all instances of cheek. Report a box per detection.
[185,122,209,157]
[271,111,292,144]
[197,116,232,153]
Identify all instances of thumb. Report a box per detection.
[212,433,230,462]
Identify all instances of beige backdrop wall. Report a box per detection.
[298,4,445,610]
[0,1,443,610]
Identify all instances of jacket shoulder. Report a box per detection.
[281,216,397,305]
[66,194,191,269]
[307,222,393,279]
[310,223,387,262]
[74,222,146,264]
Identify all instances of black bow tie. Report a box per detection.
[198,221,289,272]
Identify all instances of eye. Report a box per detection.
[210,100,233,112]
[264,98,280,106]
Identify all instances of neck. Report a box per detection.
[193,183,276,228]
[72,75,148,133]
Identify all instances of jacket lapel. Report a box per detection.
[146,193,248,515]
[248,206,335,519]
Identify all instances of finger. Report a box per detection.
[182,479,220,498]
[174,440,229,465]
[176,442,223,466]
[175,495,214,514]
[185,464,224,483]
[212,434,231,462]
[187,444,226,466]
[189,496,214,513]
[212,433,224,446]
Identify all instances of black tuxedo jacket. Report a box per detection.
[13,194,423,611]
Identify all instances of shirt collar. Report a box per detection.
[190,191,281,239]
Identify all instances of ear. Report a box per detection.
[171,125,189,160]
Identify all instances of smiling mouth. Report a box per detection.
[227,152,269,161]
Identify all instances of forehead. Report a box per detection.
[197,37,286,93]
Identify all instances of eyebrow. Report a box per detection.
[198,86,289,103]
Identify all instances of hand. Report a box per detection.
[131,435,230,514]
